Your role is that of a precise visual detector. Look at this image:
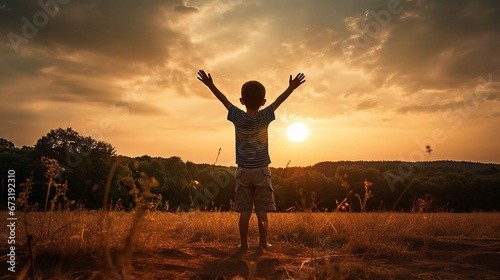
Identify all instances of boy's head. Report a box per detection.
[240,81,266,110]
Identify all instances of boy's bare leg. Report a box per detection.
[239,211,252,252]
[255,211,269,250]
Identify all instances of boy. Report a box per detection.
[197,70,306,252]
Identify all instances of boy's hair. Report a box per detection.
[241,81,266,110]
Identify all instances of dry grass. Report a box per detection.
[4,211,500,252]
[1,211,499,279]
[271,212,500,256]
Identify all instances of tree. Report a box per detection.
[163,156,190,208]
[34,128,116,209]
[191,165,235,211]
[289,169,334,211]
[0,138,15,151]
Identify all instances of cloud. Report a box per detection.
[356,100,378,111]
[346,0,500,93]
[2,0,195,62]
[1,0,499,163]
[0,0,206,111]
[489,111,500,118]
[396,102,462,114]
[48,79,121,103]
[174,3,199,14]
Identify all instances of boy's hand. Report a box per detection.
[197,69,233,109]
[289,73,306,90]
[197,70,214,87]
[271,72,306,111]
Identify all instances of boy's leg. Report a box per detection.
[253,167,276,250]
[239,211,252,251]
[234,167,253,252]
[255,211,268,250]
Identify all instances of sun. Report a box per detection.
[287,122,309,142]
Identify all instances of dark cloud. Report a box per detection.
[396,76,500,114]
[490,111,500,118]
[0,44,48,81]
[1,0,193,64]
[396,101,462,114]
[127,102,168,116]
[174,3,199,14]
[0,106,40,124]
[0,0,206,108]
[47,79,122,104]
[356,101,378,111]
[346,0,500,93]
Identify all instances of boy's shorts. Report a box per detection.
[233,166,277,212]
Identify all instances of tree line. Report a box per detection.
[1,128,499,212]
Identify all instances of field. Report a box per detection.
[1,211,500,279]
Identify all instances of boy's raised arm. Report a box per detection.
[271,73,306,111]
[197,70,233,109]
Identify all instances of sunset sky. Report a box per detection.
[1,0,499,167]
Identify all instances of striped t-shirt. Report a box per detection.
[227,105,275,168]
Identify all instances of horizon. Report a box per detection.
[1,0,500,167]
[8,128,499,168]
[3,127,500,166]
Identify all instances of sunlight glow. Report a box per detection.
[287,122,309,142]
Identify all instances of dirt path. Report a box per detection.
[2,238,499,279]
[130,242,306,279]
[126,238,500,279]
[389,237,500,279]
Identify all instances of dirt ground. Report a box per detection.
[2,237,499,279]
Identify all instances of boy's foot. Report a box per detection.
[258,242,272,250]
[237,244,249,253]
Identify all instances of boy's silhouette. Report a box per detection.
[197,70,306,252]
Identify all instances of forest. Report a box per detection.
[1,128,499,213]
